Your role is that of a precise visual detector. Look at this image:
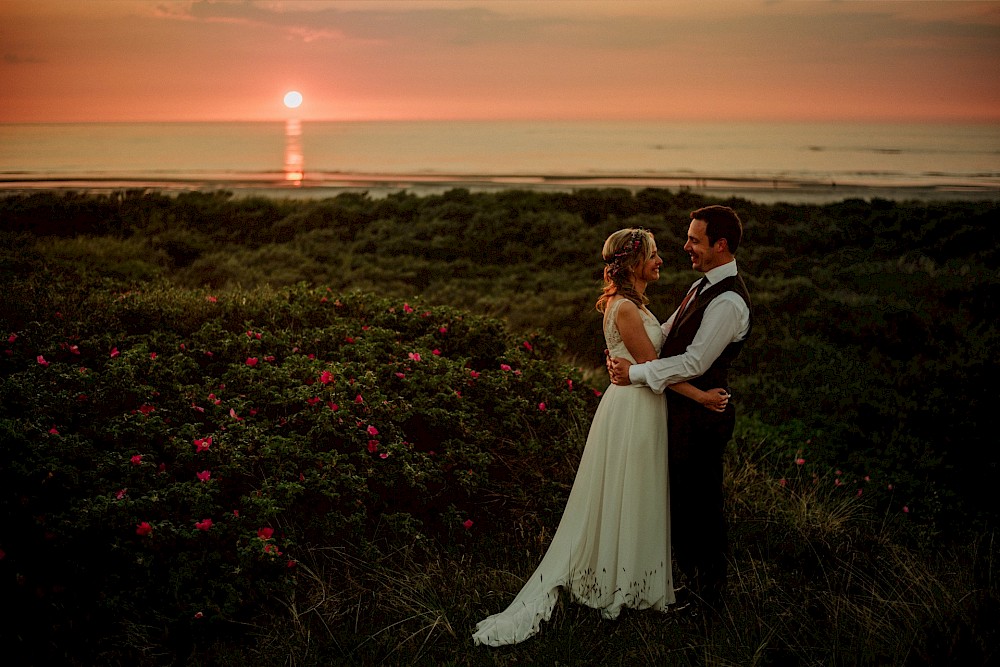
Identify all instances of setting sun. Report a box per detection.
[283,91,303,109]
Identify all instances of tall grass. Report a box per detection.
[183,431,997,666]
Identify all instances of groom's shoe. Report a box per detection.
[670,585,694,614]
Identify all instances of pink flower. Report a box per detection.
[367,440,379,453]
[149,352,157,360]
[379,452,389,459]
[194,611,204,619]
[795,458,805,465]
[903,506,910,513]
[463,519,474,530]
[194,436,212,453]
[306,396,321,406]
[432,349,441,356]
[593,389,603,397]
[355,394,364,404]
[130,454,143,466]
[856,489,863,497]
[403,303,414,314]
[395,372,405,379]
[327,402,339,411]
[197,470,211,483]
[500,364,512,371]
[888,484,894,491]
[195,518,213,531]
[7,333,16,343]
[246,357,258,367]
[137,404,154,416]
[136,522,152,536]
[566,379,574,390]
[469,370,480,379]
[70,345,80,355]
[110,347,120,358]
[835,470,842,476]
[367,425,379,437]
[116,489,127,500]
[439,327,448,334]
[48,427,59,435]
[778,478,787,487]
[36,355,49,367]
[319,370,334,384]
[408,352,421,362]
[864,475,871,482]
[834,478,842,486]
[345,336,355,344]
[257,527,274,541]
[523,341,533,351]
[287,560,297,568]
[229,408,243,421]
[206,295,217,303]
[538,402,546,411]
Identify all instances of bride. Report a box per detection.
[472,228,730,646]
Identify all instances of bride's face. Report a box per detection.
[634,242,663,284]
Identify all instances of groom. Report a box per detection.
[609,205,752,611]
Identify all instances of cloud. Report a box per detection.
[4,52,44,64]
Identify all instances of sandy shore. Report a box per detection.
[2,172,997,205]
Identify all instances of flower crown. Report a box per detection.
[604,229,646,277]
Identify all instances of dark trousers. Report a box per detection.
[667,397,734,607]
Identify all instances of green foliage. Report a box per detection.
[0,283,595,661]
[1,188,998,663]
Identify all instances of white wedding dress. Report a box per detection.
[472,298,673,646]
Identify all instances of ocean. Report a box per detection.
[1,120,998,203]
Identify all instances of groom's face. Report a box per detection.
[684,218,719,273]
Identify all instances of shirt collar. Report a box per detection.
[702,259,738,287]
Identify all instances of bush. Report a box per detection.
[0,284,596,660]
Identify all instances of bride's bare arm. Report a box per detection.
[615,299,729,412]
[613,300,658,363]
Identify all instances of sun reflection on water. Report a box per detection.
[284,118,303,185]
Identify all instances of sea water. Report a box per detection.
[1,120,997,202]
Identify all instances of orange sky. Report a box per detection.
[2,0,999,123]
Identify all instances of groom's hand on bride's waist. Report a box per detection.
[607,356,633,386]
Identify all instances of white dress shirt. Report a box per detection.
[628,259,750,394]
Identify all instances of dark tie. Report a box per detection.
[677,276,710,321]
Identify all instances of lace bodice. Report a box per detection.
[603,298,663,363]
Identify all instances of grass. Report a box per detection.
[177,433,998,667]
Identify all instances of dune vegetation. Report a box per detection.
[1,188,997,665]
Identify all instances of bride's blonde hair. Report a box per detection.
[596,228,655,313]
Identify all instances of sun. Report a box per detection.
[283,91,303,109]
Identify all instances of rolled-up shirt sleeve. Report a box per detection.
[628,294,748,394]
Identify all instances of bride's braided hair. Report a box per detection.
[596,228,655,313]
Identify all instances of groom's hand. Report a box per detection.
[608,357,633,386]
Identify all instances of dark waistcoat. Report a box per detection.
[661,274,753,395]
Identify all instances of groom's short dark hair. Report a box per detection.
[692,205,742,254]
